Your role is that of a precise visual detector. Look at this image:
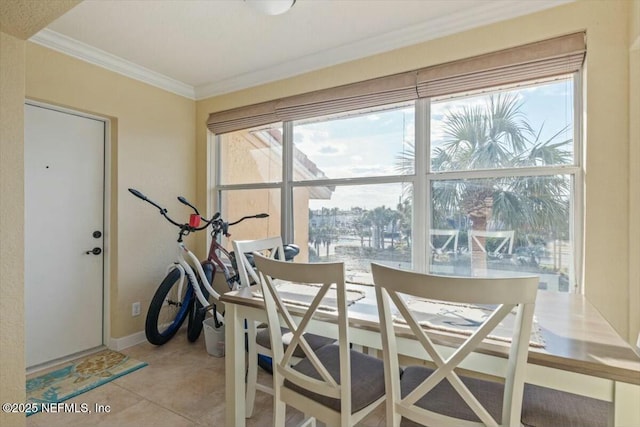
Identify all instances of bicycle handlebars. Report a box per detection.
[229,212,268,226]
[129,188,165,213]
[177,196,200,216]
[128,188,268,236]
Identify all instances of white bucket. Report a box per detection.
[203,318,225,357]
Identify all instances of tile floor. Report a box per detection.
[26,330,387,427]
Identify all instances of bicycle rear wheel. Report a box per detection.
[187,262,214,342]
[145,268,193,345]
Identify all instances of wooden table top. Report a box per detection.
[527,291,640,384]
[221,287,640,385]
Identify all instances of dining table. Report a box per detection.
[220,283,640,427]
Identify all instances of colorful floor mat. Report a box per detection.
[26,349,147,415]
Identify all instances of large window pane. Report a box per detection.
[218,189,281,251]
[214,77,580,295]
[293,102,415,180]
[431,78,574,172]
[429,176,573,292]
[293,183,412,284]
[219,123,283,185]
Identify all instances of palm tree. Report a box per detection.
[353,213,372,248]
[314,207,339,257]
[399,93,571,273]
[396,198,412,247]
[368,206,394,250]
[388,209,402,249]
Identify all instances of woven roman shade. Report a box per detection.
[274,72,418,122]
[416,32,585,98]
[206,73,417,134]
[207,32,585,135]
[206,100,278,135]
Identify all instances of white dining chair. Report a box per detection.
[430,229,459,254]
[372,263,612,427]
[253,253,387,427]
[467,230,514,256]
[232,237,333,418]
[372,262,538,427]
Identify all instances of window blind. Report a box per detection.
[416,32,585,98]
[207,32,585,135]
[206,100,278,136]
[274,72,418,122]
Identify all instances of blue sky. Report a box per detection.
[296,77,574,211]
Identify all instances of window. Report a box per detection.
[427,78,577,291]
[215,125,283,249]
[211,34,583,291]
[215,103,416,275]
[214,76,579,291]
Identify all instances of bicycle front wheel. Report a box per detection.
[145,268,193,345]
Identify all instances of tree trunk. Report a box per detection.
[467,195,493,276]
[470,214,487,276]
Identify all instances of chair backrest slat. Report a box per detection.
[430,229,459,253]
[372,263,537,305]
[232,236,285,288]
[468,230,515,255]
[253,254,349,410]
[372,262,538,427]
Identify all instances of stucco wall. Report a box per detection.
[217,129,315,260]
[25,43,196,339]
[0,30,27,427]
[197,0,637,342]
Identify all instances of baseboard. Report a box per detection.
[108,331,146,351]
[27,346,106,375]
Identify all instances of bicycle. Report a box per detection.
[128,188,269,345]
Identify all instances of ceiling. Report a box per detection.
[31,0,572,100]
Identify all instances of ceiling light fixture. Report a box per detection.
[244,0,296,16]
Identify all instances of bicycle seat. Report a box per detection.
[283,244,300,261]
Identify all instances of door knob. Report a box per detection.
[85,247,102,255]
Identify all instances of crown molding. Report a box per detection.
[194,0,572,99]
[30,29,196,99]
[28,1,571,101]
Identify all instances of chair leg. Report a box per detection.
[273,395,286,427]
[271,363,287,427]
[245,323,258,418]
[387,395,401,427]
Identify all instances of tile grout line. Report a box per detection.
[110,379,202,425]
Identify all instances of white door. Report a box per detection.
[25,103,105,368]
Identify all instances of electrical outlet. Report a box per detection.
[132,302,141,317]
